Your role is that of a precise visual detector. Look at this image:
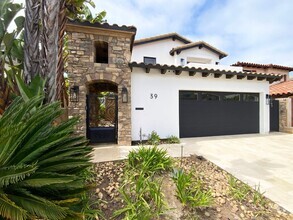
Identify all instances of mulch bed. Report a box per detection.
[91,155,292,220]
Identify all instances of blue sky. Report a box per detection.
[92,0,293,68]
[14,0,293,69]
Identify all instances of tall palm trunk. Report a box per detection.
[24,0,40,83]
[41,0,60,102]
[57,0,68,106]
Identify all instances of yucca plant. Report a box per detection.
[0,96,93,220]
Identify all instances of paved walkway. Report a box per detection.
[92,133,293,213]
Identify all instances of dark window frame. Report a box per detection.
[143,56,156,65]
[243,93,259,102]
[223,93,241,101]
[201,92,221,101]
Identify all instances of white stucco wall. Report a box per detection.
[131,68,270,141]
[131,39,185,65]
[176,47,220,65]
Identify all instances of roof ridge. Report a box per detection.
[134,32,192,45]
[170,41,228,59]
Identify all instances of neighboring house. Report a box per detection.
[233,62,293,133]
[65,21,282,145]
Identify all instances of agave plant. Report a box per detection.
[0,96,93,220]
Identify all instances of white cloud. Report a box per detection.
[11,0,293,68]
[93,0,293,67]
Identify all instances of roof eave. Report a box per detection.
[129,62,282,83]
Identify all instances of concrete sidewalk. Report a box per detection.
[92,133,293,213]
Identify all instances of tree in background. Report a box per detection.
[0,0,24,114]
[23,0,106,104]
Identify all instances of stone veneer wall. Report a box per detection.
[278,98,293,133]
[66,28,133,145]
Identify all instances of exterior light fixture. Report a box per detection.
[122,86,128,103]
[70,85,79,102]
[266,94,272,105]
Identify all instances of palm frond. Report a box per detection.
[0,164,37,187]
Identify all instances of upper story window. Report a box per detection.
[144,57,156,65]
[180,58,185,66]
[95,41,108,63]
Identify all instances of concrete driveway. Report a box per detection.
[92,132,293,213]
[179,133,293,213]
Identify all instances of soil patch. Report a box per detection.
[91,155,292,219]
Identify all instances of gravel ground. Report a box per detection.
[91,155,292,220]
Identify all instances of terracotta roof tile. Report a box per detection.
[232,62,293,71]
[270,80,293,97]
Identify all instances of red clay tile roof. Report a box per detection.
[232,62,293,71]
[270,80,293,97]
[170,41,228,59]
[134,33,192,45]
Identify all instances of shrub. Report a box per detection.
[147,131,160,146]
[166,135,180,144]
[113,173,166,219]
[127,146,173,176]
[0,96,93,220]
[172,169,213,208]
[228,176,250,202]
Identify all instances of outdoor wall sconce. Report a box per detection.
[122,87,128,103]
[266,94,272,105]
[70,85,79,102]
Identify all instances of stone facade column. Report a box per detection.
[66,25,134,146]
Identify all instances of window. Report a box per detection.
[180,91,198,100]
[202,92,220,101]
[223,94,240,101]
[180,58,185,66]
[144,57,156,64]
[95,41,108,63]
[243,94,259,102]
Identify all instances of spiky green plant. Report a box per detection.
[127,146,173,176]
[0,96,93,220]
[172,169,213,208]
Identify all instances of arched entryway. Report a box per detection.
[86,82,118,143]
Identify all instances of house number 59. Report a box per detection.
[150,93,158,99]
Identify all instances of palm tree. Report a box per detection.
[41,0,60,103]
[23,0,40,84]
[23,0,106,104]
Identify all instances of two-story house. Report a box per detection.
[66,21,282,145]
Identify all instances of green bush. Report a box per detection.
[147,131,161,146]
[166,135,180,144]
[172,169,213,208]
[0,96,93,220]
[127,146,173,176]
[113,173,166,220]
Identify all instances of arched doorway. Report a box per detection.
[86,82,118,143]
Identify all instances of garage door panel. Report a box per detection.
[179,91,259,138]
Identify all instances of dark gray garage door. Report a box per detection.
[179,91,259,138]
